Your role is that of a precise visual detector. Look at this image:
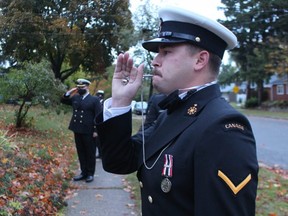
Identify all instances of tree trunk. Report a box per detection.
[16,101,30,128]
[16,101,25,128]
[246,80,252,100]
[257,80,263,106]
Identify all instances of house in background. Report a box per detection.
[220,82,252,105]
[220,74,288,104]
[270,74,288,101]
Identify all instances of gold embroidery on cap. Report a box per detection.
[187,104,197,115]
[218,170,251,195]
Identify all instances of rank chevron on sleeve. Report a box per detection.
[218,170,251,195]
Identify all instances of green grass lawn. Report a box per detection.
[231,102,288,120]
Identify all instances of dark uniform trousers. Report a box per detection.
[74,133,96,176]
[96,84,258,216]
[61,94,102,177]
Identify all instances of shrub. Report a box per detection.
[0,130,18,151]
[245,97,259,108]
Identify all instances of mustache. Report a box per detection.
[152,68,161,76]
[143,69,161,78]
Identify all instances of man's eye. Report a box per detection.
[163,50,171,54]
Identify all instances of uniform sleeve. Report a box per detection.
[60,92,72,105]
[103,98,131,121]
[96,111,140,174]
[194,113,258,215]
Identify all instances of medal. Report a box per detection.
[161,154,173,193]
[161,178,172,193]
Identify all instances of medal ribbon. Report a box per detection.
[162,154,173,177]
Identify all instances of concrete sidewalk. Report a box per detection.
[65,159,139,216]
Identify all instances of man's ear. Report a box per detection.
[194,50,209,71]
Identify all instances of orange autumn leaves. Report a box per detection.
[0,124,76,215]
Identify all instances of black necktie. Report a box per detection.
[158,89,197,114]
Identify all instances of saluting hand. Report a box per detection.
[67,87,78,96]
[111,52,144,107]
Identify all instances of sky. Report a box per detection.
[130,0,225,20]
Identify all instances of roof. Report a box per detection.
[271,74,288,85]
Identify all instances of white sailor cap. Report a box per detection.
[76,78,91,87]
[142,5,237,59]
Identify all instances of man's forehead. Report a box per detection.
[158,43,187,49]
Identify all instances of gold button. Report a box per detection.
[80,121,82,123]
[81,110,84,113]
[195,37,201,42]
[139,181,143,188]
[75,110,78,112]
[148,196,153,203]
[80,115,83,118]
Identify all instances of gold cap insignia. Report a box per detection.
[187,104,198,115]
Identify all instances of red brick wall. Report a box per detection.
[271,84,288,101]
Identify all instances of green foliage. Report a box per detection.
[0,60,66,127]
[8,201,23,211]
[0,130,18,152]
[0,0,134,82]
[218,64,239,85]
[245,97,259,108]
[261,100,288,110]
[220,0,288,103]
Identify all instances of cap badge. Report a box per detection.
[187,104,198,115]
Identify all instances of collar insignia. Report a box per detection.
[187,104,198,115]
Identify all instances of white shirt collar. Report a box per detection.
[178,81,217,99]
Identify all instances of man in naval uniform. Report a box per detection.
[96,5,258,215]
[61,78,102,183]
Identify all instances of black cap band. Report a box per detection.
[142,20,229,59]
[160,21,227,58]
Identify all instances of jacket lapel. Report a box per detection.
[142,84,221,161]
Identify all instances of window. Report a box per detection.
[276,84,284,95]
